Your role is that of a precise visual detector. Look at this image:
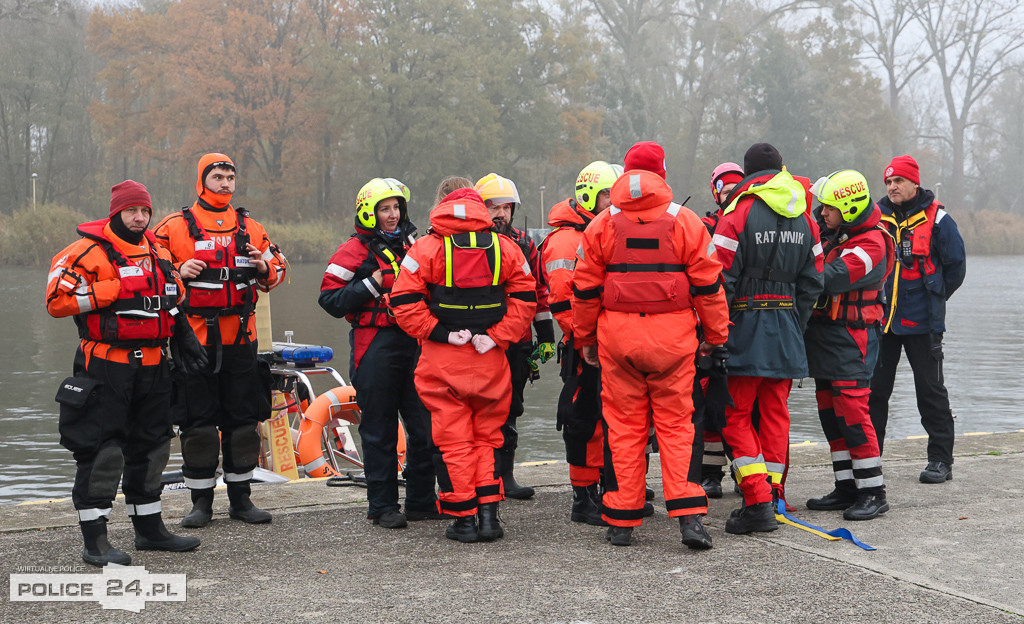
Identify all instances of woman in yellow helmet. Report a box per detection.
[318,178,438,529]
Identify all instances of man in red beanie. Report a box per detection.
[46,180,206,566]
[869,155,966,484]
[573,162,730,549]
[154,154,288,528]
[624,141,667,179]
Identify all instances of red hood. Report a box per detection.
[609,169,675,221]
[547,198,591,228]
[428,188,494,236]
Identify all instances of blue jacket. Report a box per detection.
[877,188,966,335]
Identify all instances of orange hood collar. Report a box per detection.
[196,152,234,209]
[429,189,494,236]
[609,169,676,221]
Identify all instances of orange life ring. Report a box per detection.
[296,386,360,478]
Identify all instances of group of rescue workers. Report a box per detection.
[46,140,966,564]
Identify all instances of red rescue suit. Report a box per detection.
[542,198,604,486]
[807,203,894,493]
[572,170,729,527]
[391,190,536,517]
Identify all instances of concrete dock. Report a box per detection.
[2,432,1022,623]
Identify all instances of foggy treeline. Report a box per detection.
[2,0,1023,261]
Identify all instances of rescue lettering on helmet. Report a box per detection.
[833,181,867,200]
[578,172,603,184]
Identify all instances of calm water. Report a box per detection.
[1,258,1020,504]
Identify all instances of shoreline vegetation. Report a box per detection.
[2,203,1022,267]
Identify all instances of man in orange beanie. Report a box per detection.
[154,154,288,528]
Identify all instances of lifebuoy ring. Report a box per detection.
[296,386,360,478]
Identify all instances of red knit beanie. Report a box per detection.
[884,155,920,185]
[109,180,152,218]
[624,141,667,179]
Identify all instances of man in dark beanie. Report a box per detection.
[868,155,966,484]
[711,143,823,534]
[743,143,784,175]
[46,180,205,566]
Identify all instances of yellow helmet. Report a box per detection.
[356,177,408,229]
[811,169,871,223]
[575,161,623,212]
[474,173,520,213]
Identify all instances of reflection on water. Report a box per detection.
[2,258,1020,503]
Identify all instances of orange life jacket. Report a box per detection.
[601,204,692,314]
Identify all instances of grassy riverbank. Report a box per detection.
[0,205,349,266]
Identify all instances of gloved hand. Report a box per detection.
[531,342,556,364]
[170,319,209,375]
[448,329,472,346]
[527,357,540,382]
[471,333,497,354]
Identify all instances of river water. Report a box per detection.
[1,257,1020,504]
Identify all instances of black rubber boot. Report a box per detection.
[477,502,504,541]
[227,482,272,524]
[132,513,201,552]
[445,516,479,543]
[645,485,655,501]
[642,501,655,518]
[843,490,889,521]
[605,526,632,546]
[724,502,778,535]
[181,488,214,528]
[501,453,535,500]
[701,475,724,499]
[80,518,131,567]
[679,514,713,550]
[806,482,858,511]
[571,484,607,526]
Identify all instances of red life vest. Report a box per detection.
[601,204,692,314]
[180,206,259,317]
[816,225,895,328]
[350,234,404,329]
[885,200,940,280]
[77,224,178,347]
[427,232,507,333]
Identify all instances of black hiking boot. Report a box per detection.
[724,502,778,535]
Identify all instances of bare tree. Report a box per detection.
[842,0,933,152]
[912,0,1024,209]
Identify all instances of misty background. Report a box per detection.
[2,0,1023,263]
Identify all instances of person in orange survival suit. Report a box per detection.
[390,188,536,543]
[153,153,288,528]
[572,151,730,549]
[46,181,205,566]
[542,160,621,526]
[318,178,437,529]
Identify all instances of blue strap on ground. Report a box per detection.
[775,499,876,551]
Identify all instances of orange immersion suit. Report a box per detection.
[572,170,729,527]
[390,189,536,517]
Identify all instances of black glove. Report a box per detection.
[170,319,209,375]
